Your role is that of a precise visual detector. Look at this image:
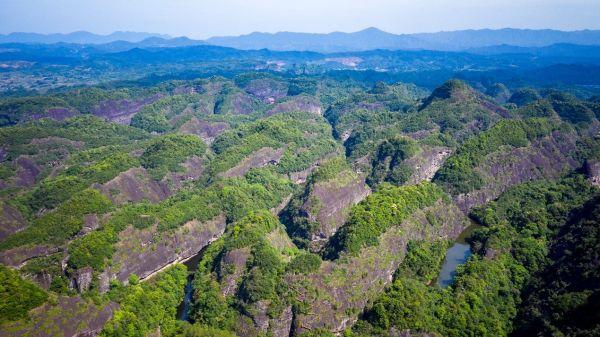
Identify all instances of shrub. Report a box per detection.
[0,265,48,323]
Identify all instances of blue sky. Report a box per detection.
[1,0,599,38]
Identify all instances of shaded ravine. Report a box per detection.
[176,246,208,321]
[436,223,480,287]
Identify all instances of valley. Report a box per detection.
[0,28,599,337]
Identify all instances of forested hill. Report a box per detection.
[0,67,598,337]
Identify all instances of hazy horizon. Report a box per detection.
[2,0,600,39]
[3,26,600,40]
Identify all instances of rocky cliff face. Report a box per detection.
[244,78,288,103]
[0,244,60,267]
[585,159,600,186]
[405,146,451,184]
[454,130,580,212]
[95,167,171,205]
[267,95,322,116]
[179,117,229,144]
[0,202,26,241]
[241,199,468,337]
[100,215,226,290]
[285,171,371,252]
[95,156,205,205]
[220,147,285,178]
[0,296,117,337]
[91,94,164,125]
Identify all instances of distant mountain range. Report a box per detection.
[0,31,171,44]
[206,27,600,52]
[2,28,600,52]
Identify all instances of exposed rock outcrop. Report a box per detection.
[220,147,285,178]
[73,266,94,293]
[95,167,171,205]
[91,94,163,125]
[0,202,27,241]
[179,117,229,144]
[287,199,468,335]
[585,159,600,186]
[267,95,322,116]
[219,247,251,297]
[454,131,579,212]
[15,156,42,187]
[163,155,205,191]
[102,215,226,285]
[30,108,78,121]
[290,172,371,252]
[244,78,288,103]
[0,244,60,267]
[0,296,117,337]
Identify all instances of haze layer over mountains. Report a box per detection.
[2,27,600,52]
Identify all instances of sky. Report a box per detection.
[1,0,600,39]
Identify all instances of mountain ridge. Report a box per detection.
[206,27,600,52]
[3,28,600,52]
[0,31,171,44]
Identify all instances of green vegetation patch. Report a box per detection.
[210,111,338,175]
[324,182,445,258]
[101,265,188,337]
[0,264,48,323]
[0,189,112,250]
[351,175,598,337]
[0,116,148,161]
[433,118,564,195]
[140,134,207,180]
[367,137,418,188]
[131,94,201,133]
[191,211,293,330]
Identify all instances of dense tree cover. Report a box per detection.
[393,240,449,283]
[485,83,511,104]
[191,211,295,330]
[0,188,112,250]
[351,175,598,337]
[287,77,318,96]
[508,88,541,106]
[66,168,294,273]
[323,182,445,258]
[328,79,507,160]
[23,150,139,213]
[131,94,201,133]
[0,264,48,323]
[140,134,207,179]
[417,80,503,141]
[0,96,70,126]
[172,323,236,337]
[545,91,596,124]
[0,79,208,126]
[57,87,143,114]
[308,156,350,184]
[367,137,419,188]
[511,196,600,337]
[213,83,262,115]
[513,99,557,118]
[210,111,339,175]
[21,252,71,293]
[323,83,429,159]
[1,73,599,337]
[0,116,148,160]
[101,265,188,337]
[286,251,322,274]
[433,118,563,194]
[279,156,356,248]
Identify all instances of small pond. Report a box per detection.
[436,224,480,288]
